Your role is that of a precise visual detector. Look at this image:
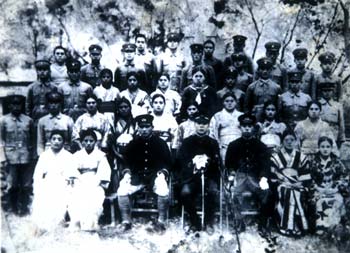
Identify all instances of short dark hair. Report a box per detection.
[80,128,97,141]
[135,33,147,41]
[53,46,67,55]
[50,129,66,142]
[203,39,215,48]
[151,93,166,104]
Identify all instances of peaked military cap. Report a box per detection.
[89,44,102,53]
[318,52,335,64]
[231,52,246,62]
[194,114,210,124]
[265,41,281,51]
[238,113,256,125]
[288,71,303,82]
[232,35,247,45]
[66,60,81,71]
[46,91,63,103]
[190,43,204,53]
[135,114,154,126]
[292,48,308,59]
[256,57,273,69]
[320,81,336,90]
[35,59,51,70]
[7,93,25,104]
[223,67,238,79]
[122,43,136,52]
[167,33,182,42]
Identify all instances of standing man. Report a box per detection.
[115,43,147,92]
[58,60,93,121]
[50,46,69,87]
[244,58,282,122]
[37,91,76,156]
[134,33,157,94]
[1,94,35,215]
[223,35,254,75]
[225,113,271,235]
[181,44,217,92]
[26,60,57,122]
[264,41,287,91]
[157,33,186,91]
[81,44,105,88]
[116,114,172,232]
[313,52,342,101]
[177,114,221,233]
[290,48,315,97]
[203,39,224,90]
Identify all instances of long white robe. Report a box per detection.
[31,148,74,230]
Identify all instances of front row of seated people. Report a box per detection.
[29,110,349,237]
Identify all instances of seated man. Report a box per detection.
[225,113,271,235]
[116,114,172,232]
[177,115,221,233]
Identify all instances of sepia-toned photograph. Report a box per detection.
[1,0,350,252]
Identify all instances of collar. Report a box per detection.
[69,81,80,86]
[49,113,62,119]
[125,61,135,67]
[259,79,269,86]
[136,50,146,56]
[289,90,301,97]
[10,114,22,122]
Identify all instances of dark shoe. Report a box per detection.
[120,222,131,232]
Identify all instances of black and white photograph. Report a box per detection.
[1,0,350,252]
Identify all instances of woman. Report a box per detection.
[181,66,218,120]
[172,101,199,151]
[68,129,111,231]
[119,71,150,117]
[93,68,120,125]
[31,130,74,232]
[209,92,243,163]
[151,93,178,148]
[258,101,286,152]
[74,94,110,148]
[151,72,182,116]
[270,130,311,236]
[294,101,336,156]
[308,136,349,235]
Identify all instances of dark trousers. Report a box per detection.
[181,177,219,229]
[2,163,34,214]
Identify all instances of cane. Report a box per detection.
[201,169,205,229]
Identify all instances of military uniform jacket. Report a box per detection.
[81,63,104,88]
[0,113,34,164]
[236,70,254,93]
[26,81,57,121]
[313,73,342,101]
[134,51,157,93]
[58,81,93,121]
[225,137,270,180]
[122,134,172,185]
[289,67,315,97]
[203,56,224,90]
[244,79,281,121]
[114,62,147,92]
[278,90,312,129]
[177,134,221,184]
[319,98,345,143]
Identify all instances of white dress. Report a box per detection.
[68,148,111,230]
[31,148,74,230]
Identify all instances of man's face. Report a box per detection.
[289,81,301,93]
[37,68,50,81]
[204,43,214,57]
[167,40,179,50]
[266,51,279,63]
[321,62,333,73]
[136,37,146,52]
[258,67,271,80]
[233,42,245,53]
[48,101,61,116]
[124,51,135,61]
[90,52,102,64]
[233,59,245,70]
[240,124,254,138]
[195,122,209,136]
[191,52,203,63]
[10,101,22,116]
[321,89,334,100]
[294,58,306,69]
[68,69,81,82]
[138,124,153,138]
[224,76,236,88]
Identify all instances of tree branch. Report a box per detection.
[280,8,301,64]
[307,3,339,68]
[339,0,350,61]
[244,0,262,59]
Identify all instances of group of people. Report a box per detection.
[0,32,349,238]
